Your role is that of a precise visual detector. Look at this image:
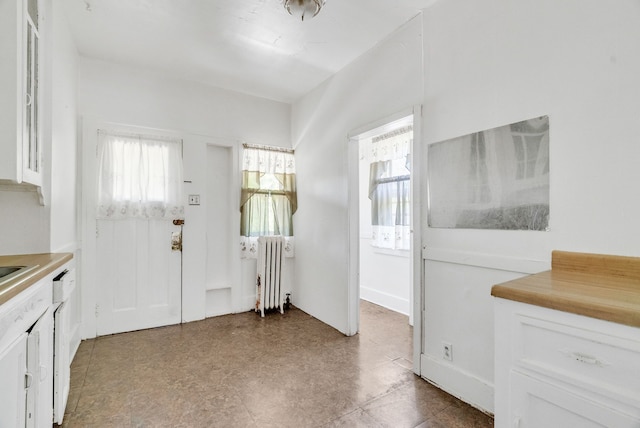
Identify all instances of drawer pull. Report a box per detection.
[561,349,608,367]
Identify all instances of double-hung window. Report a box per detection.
[239,144,297,257]
[367,126,412,250]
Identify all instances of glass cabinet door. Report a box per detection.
[23,0,41,184]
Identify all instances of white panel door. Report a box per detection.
[96,218,182,335]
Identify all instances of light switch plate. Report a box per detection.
[188,194,200,205]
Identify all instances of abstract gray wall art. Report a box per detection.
[427,116,549,230]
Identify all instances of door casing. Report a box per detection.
[346,105,424,376]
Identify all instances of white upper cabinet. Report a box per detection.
[0,0,43,191]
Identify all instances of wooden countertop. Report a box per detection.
[491,251,640,328]
[0,253,73,306]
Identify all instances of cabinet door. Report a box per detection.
[54,302,70,424]
[0,0,42,189]
[0,333,28,428]
[511,371,640,428]
[26,307,53,428]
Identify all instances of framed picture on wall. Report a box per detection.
[427,116,549,231]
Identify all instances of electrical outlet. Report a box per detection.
[188,194,200,205]
[442,342,453,361]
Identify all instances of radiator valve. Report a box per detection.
[284,293,291,310]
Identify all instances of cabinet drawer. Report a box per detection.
[513,314,640,405]
[510,370,640,428]
[53,268,75,303]
[0,279,50,350]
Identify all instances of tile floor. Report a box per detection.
[59,301,493,427]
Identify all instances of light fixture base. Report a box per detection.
[284,0,326,21]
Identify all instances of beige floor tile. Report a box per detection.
[60,302,494,428]
[430,399,494,428]
[361,377,460,427]
[323,407,384,427]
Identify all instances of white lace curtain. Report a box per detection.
[367,126,412,250]
[240,144,296,259]
[97,130,184,219]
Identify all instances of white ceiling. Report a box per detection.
[62,0,437,103]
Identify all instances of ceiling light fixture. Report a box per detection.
[283,0,325,21]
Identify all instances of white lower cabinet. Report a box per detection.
[26,306,53,428]
[53,301,70,424]
[0,307,53,428]
[495,298,640,428]
[0,263,71,428]
[510,370,639,428]
[0,333,28,428]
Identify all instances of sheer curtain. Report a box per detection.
[240,145,296,258]
[367,126,412,250]
[97,130,184,219]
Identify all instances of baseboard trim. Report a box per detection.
[241,295,256,313]
[360,287,409,315]
[421,353,494,415]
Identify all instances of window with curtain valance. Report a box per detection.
[97,130,184,219]
[367,125,412,250]
[240,144,296,258]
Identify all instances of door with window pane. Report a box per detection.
[95,132,183,335]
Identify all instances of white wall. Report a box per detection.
[77,58,291,336]
[292,17,423,333]
[78,59,291,145]
[358,140,410,315]
[50,1,78,253]
[0,190,49,254]
[421,0,640,413]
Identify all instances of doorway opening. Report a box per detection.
[357,116,413,319]
[347,106,423,375]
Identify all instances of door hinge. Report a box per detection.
[95,304,99,317]
[96,224,99,238]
